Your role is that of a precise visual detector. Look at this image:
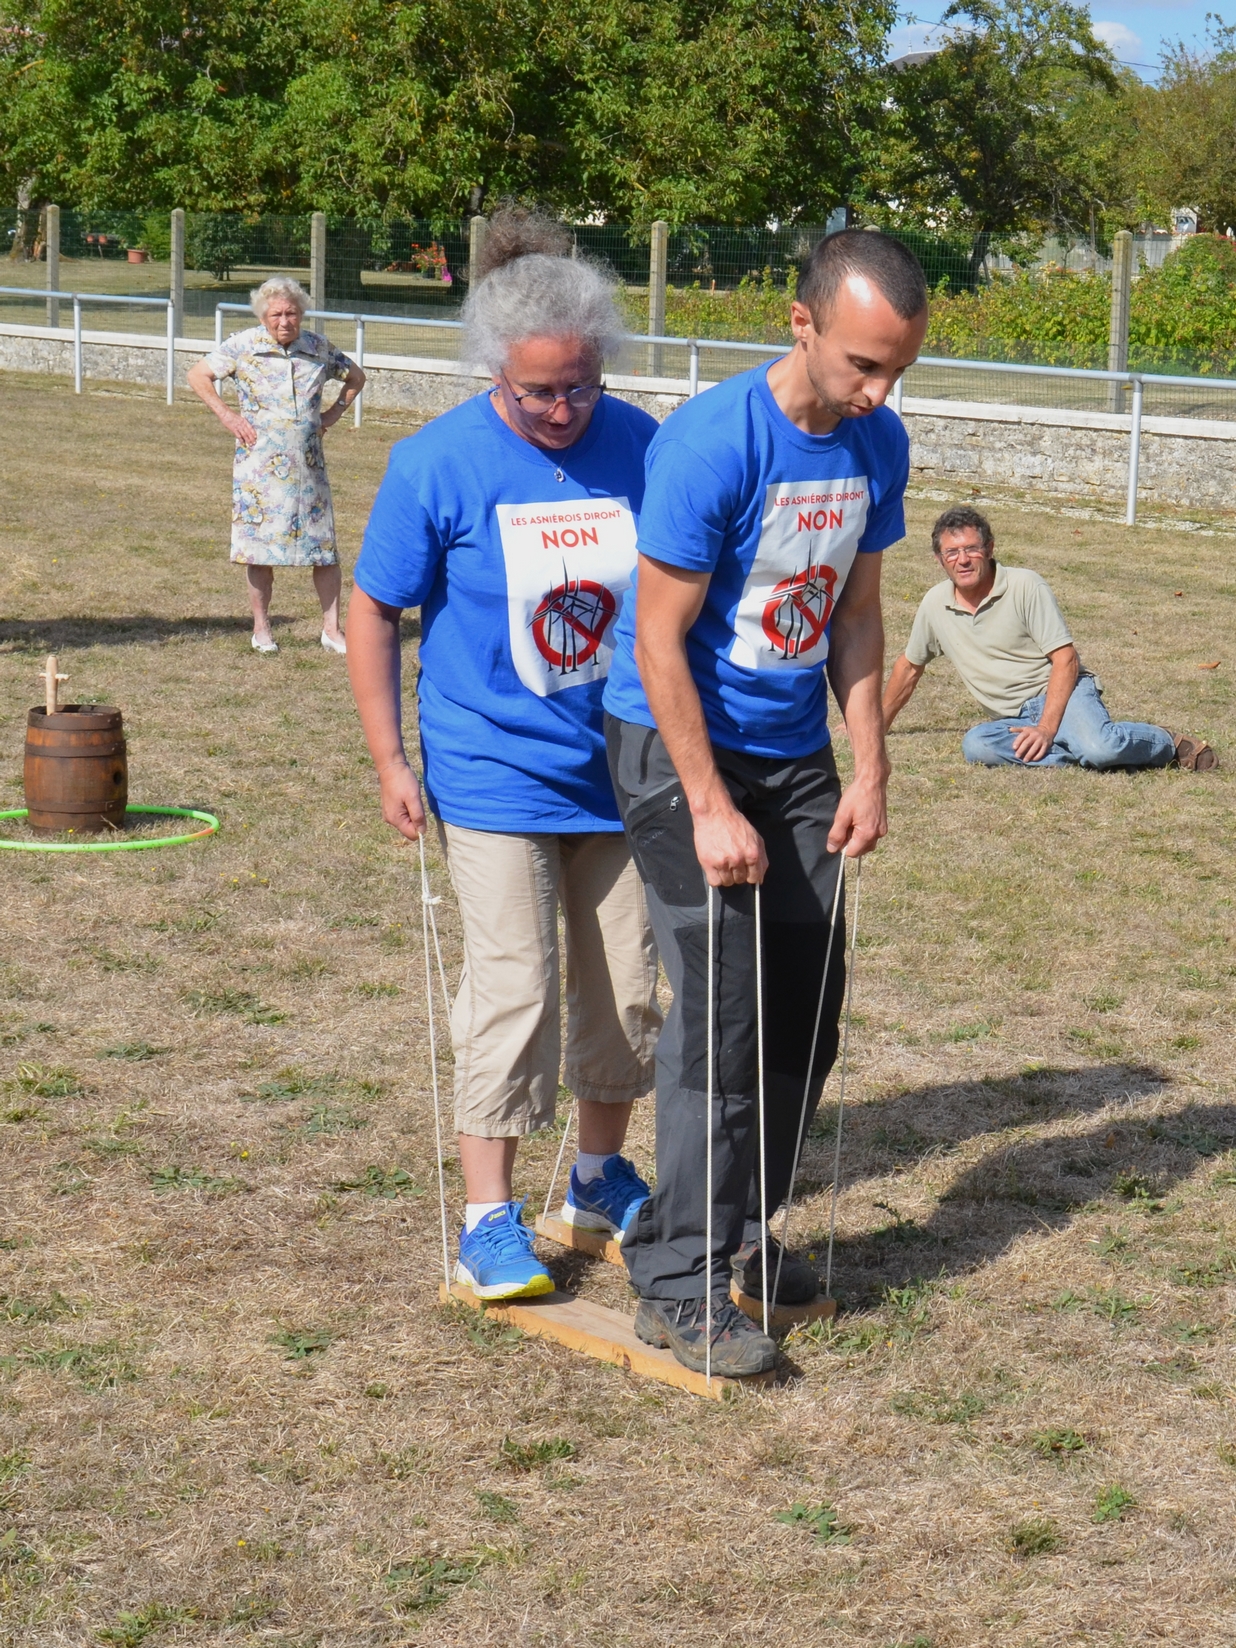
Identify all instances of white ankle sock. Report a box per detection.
[575,1151,616,1184]
[465,1201,507,1232]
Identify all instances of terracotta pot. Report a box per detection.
[126,248,150,263]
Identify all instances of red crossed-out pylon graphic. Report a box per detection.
[531,574,617,673]
[761,563,838,659]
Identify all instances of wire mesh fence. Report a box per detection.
[7,208,1236,427]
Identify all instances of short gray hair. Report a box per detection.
[251,276,309,322]
[461,254,625,374]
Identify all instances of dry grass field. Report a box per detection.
[1,371,1235,1647]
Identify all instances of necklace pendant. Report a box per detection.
[554,467,565,483]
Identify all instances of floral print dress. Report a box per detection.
[204,326,353,566]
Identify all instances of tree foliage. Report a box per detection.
[874,0,1117,274]
[0,0,895,221]
[1126,21,1236,233]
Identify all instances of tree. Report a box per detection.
[1129,21,1236,233]
[0,0,900,223]
[874,0,1119,280]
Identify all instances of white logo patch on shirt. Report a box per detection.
[497,498,637,697]
[728,478,870,671]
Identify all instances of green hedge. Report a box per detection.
[636,237,1236,379]
[926,235,1236,376]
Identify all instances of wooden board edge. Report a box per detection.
[439,1281,773,1400]
[534,1212,625,1266]
[730,1284,837,1331]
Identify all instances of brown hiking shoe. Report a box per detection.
[634,1295,777,1377]
[1173,734,1218,772]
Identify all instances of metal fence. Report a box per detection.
[0,284,176,402]
[7,277,1236,525]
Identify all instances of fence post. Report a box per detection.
[170,209,185,338]
[215,304,224,347]
[45,205,59,330]
[468,216,488,288]
[73,295,82,393]
[310,213,327,312]
[1125,375,1143,526]
[648,220,668,376]
[1108,230,1133,414]
[688,340,700,398]
[166,301,175,405]
[354,318,365,428]
[893,375,904,419]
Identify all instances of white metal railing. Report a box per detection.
[0,286,175,405]
[5,281,1236,527]
[895,354,1236,526]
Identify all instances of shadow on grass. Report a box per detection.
[0,615,422,648]
[801,1065,1236,1306]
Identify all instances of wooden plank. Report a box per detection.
[731,1288,836,1332]
[535,1211,835,1333]
[439,1282,774,1399]
[534,1211,624,1266]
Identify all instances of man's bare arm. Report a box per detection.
[1010,643,1079,763]
[633,554,768,886]
[346,588,427,840]
[882,653,926,730]
[825,551,891,857]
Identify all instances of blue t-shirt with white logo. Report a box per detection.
[355,390,657,831]
[604,363,909,758]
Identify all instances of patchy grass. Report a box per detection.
[1093,1483,1138,1522]
[1,375,1236,1640]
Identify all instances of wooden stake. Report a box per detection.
[534,1211,836,1331]
[42,655,68,715]
[440,1281,773,1399]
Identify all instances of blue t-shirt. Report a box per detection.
[355,389,657,831]
[604,363,910,758]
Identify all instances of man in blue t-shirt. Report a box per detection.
[603,229,928,1378]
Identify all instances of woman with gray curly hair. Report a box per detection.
[348,208,661,1301]
[187,275,366,654]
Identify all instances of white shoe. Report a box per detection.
[320,631,347,655]
[251,635,279,654]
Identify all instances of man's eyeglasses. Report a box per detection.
[504,377,604,415]
[936,543,990,564]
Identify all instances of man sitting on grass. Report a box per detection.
[882,505,1216,771]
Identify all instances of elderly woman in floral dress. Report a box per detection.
[187,275,366,654]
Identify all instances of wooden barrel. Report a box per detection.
[24,705,128,834]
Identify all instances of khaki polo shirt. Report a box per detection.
[905,564,1074,719]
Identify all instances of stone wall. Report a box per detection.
[0,324,693,423]
[901,398,1236,511]
[5,322,1236,513]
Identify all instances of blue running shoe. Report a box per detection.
[562,1155,650,1237]
[455,1200,553,1300]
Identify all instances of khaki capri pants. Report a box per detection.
[439,823,661,1138]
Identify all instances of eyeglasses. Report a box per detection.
[936,543,990,563]
[503,376,604,414]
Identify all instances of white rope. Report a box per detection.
[754,882,769,1336]
[824,855,863,1301]
[419,833,452,1291]
[772,850,847,1305]
[542,1099,578,1219]
[705,883,715,1389]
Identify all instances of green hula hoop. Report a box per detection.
[0,804,220,853]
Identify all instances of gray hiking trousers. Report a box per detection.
[605,715,846,1302]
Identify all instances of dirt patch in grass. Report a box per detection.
[1,372,1235,1643]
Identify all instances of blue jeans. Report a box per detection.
[961,676,1175,770]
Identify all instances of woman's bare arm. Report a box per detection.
[346,587,426,840]
[185,358,256,448]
